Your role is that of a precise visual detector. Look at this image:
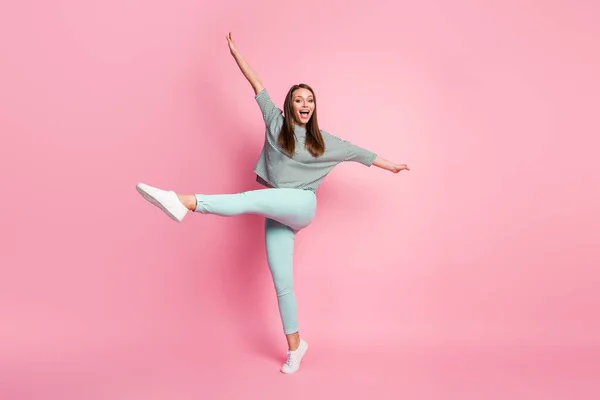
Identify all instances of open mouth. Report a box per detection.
[299,110,310,118]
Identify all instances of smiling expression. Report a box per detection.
[291,88,315,128]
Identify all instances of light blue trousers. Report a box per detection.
[194,188,317,334]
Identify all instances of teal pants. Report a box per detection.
[194,188,317,334]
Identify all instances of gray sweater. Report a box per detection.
[253,88,377,192]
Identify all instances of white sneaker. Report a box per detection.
[281,339,308,374]
[136,183,189,222]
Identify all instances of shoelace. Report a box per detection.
[285,352,297,366]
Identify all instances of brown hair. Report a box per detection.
[278,83,325,157]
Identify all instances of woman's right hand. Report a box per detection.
[225,31,264,95]
[226,32,237,56]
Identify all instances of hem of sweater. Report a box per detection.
[254,173,317,192]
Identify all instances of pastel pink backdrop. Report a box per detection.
[1,0,598,398]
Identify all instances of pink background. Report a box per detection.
[1,0,599,398]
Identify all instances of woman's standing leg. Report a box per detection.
[264,218,299,340]
[264,218,309,374]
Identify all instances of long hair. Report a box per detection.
[278,83,325,157]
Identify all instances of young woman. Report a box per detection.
[136,32,409,374]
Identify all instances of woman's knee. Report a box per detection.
[273,278,294,297]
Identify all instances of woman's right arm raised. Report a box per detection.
[226,32,264,95]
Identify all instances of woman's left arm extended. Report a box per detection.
[322,131,410,173]
[372,156,410,174]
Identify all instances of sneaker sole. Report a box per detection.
[136,184,183,223]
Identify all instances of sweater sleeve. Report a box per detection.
[255,88,283,140]
[322,131,377,166]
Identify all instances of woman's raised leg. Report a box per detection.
[136,182,316,231]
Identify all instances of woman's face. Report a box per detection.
[291,88,315,127]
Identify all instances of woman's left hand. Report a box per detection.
[392,164,409,173]
[372,156,409,174]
